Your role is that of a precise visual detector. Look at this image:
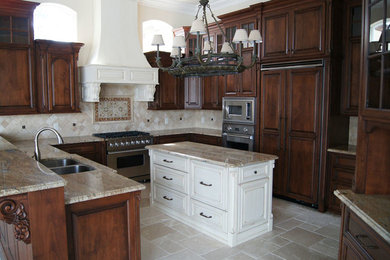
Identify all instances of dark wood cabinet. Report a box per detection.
[261,0,327,61]
[190,133,222,146]
[339,204,390,259]
[145,51,184,110]
[153,133,222,147]
[202,75,224,110]
[260,66,324,205]
[66,192,141,260]
[35,40,83,113]
[326,152,356,213]
[54,141,106,165]
[341,1,362,116]
[0,0,38,115]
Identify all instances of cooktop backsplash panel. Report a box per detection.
[94,97,132,122]
[0,85,221,141]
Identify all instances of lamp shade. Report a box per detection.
[221,42,234,54]
[232,29,248,43]
[203,41,212,51]
[151,34,165,46]
[170,47,180,58]
[190,19,206,35]
[172,36,186,48]
[248,30,262,43]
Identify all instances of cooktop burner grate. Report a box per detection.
[93,131,150,139]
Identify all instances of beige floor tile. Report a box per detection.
[171,222,201,237]
[273,242,333,260]
[309,238,339,259]
[164,230,189,241]
[275,218,304,231]
[264,235,290,247]
[280,227,325,247]
[140,198,150,208]
[141,238,170,260]
[159,249,206,260]
[141,222,176,241]
[238,237,280,258]
[298,222,321,232]
[226,252,256,260]
[152,235,185,254]
[314,224,341,241]
[180,234,225,255]
[201,246,242,260]
[259,253,286,260]
[140,204,164,218]
[258,226,286,239]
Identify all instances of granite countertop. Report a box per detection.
[146,141,278,167]
[334,189,390,244]
[327,145,357,156]
[0,137,65,197]
[2,136,144,204]
[150,128,222,137]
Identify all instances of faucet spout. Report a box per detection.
[34,127,64,161]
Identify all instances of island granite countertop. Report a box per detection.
[1,136,144,204]
[334,189,390,244]
[146,141,278,167]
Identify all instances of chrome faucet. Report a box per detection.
[34,127,64,161]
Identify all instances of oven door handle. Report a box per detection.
[107,148,148,155]
[223,133,254,140]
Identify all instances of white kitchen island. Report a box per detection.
[146,142,278,247]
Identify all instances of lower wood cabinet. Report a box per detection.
[65,191,141,260]
[54,141,106,165]
[149,149,275,247]
[153,133,222,147]
[326,152,355,213]
[0,188,68,260]
[339,204,390,259]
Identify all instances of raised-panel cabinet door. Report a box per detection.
[224,74,239,96]
[291,2,326,56]
[202,76,220,109]
[260,70,285,195]
[262,12,289,59]
[47,52,76,113]
[184,77,202,109]
[285,67,322,204]
[239,50,257,96]
[238,179,269,232]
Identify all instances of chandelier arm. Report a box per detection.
[207,5,228,42]
[156,57,178,72]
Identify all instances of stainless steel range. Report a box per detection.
[93,131,153,182]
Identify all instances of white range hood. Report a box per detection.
[80,0,158,102]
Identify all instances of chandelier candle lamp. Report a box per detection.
[151,0,262,77]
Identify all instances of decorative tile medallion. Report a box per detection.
[94,97,132,122]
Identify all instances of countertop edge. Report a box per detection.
[0,180,65,198]
[334,190,390,244]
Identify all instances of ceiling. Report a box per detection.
[138,0,268,16]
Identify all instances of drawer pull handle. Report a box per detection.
[254,170,258,174]
[163,159,173,163]
[163,196,173,201]
[163,176,173,181]
[200,181,212,187]
[356,234,379,249]
[200,212,212,219]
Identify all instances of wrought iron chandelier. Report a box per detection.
[151,0,262,77]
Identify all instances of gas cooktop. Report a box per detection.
[93,131,150,139]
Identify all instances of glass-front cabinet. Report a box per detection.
[365,0,390,116]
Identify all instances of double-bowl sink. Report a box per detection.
[40,158,95,175]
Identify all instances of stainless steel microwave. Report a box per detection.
[222,97,256,124]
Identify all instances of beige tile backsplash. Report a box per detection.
[0,85,222,141]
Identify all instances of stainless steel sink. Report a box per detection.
[39,158,95,175]
[50,165,95,175]
[40,158,79,168]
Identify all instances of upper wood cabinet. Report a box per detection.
[35,40,83,113]
[145,51,184,110]
[341,0,362,116]
[0,0,38,115]
[261,0,327,61]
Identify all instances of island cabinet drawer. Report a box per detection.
[190,199,228,234]
[240,163,268,184]
[153,164,188,193]
[345,209,390,259]
[153,184,188,214]
[154,151,187,172]
[191,160,227,210]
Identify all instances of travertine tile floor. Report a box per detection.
[140,183,341,260]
